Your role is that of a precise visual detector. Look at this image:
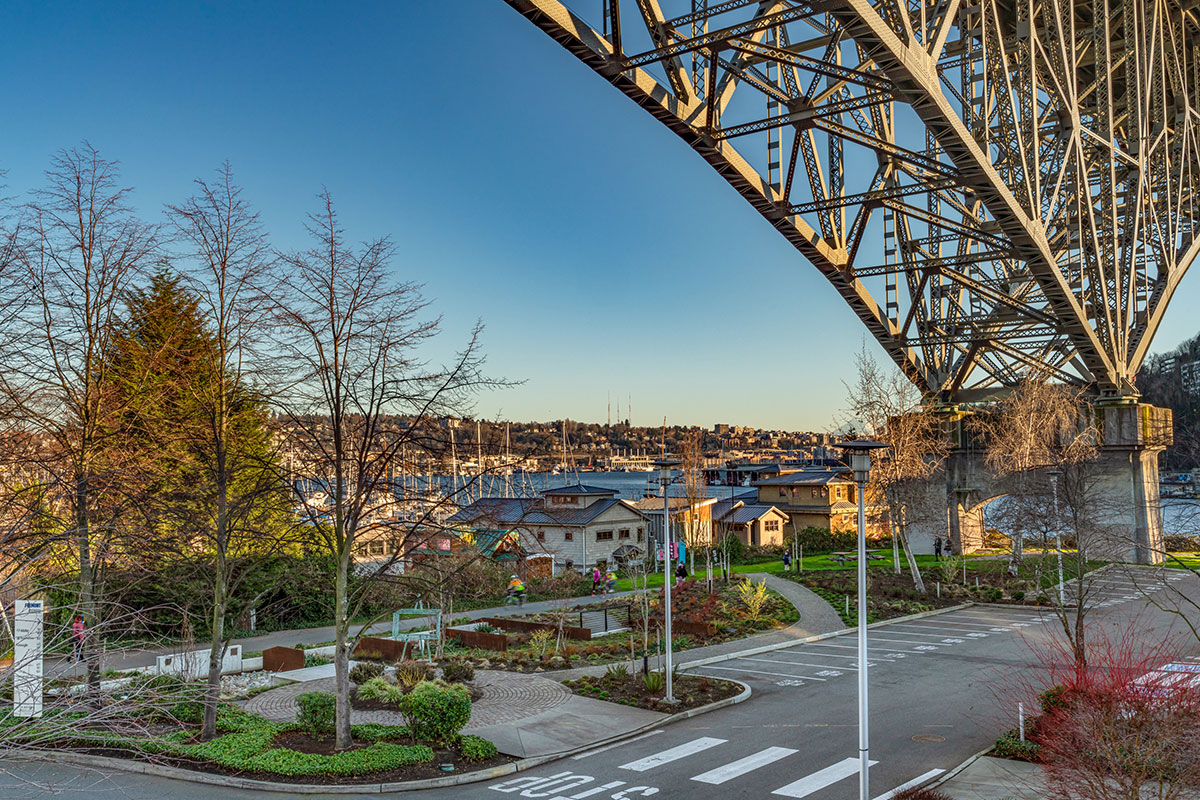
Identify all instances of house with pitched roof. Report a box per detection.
[753,467,873,536]
[446,484,649,573]
[711,493,790,547]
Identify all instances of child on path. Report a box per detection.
[71,614,85,662]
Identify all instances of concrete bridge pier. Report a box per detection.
[943,404,1172,565]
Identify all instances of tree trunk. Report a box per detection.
[334,548,352,750]
[75,474,101,702]
[202,577,226,740]
[897,518,926,594]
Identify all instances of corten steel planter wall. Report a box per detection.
[447,628,509,652]
[478,617,591,641]
[352,636,418,661]
[262,646,305,672]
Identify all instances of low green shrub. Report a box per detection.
[986,587,1003,602]
[1039,685,1071,713]
[304,653,332,668]
[890,787,953,800]
[167,701,204,724]
[643,671,665,692]
[401,680,471,746]
[458,733,498,762]
[296,691,336,736]
[993,729,1041,762]
[356,676,404,705]
[441,660,475,683]
[1010,590,1025,602]
[349,661,386,685]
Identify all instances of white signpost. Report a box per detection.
[13,599,44,718]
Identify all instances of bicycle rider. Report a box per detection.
[507,574,526,606]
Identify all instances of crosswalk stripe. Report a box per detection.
[871,768,945,800]
[618,737,726,771]
[691,746,798,784]
[771,757,877,797]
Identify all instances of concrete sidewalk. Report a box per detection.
[49,590,646,675]
[936,756,1046,800]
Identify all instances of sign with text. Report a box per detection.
[13,600,44,718]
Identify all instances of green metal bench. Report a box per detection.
[391,602,442,662]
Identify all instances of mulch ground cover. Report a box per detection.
[563,672,741,712]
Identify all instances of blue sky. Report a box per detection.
[3,2,1197,431]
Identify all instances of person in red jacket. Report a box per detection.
[71,614,85,662]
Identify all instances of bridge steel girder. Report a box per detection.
[506,0,931,393]
[503,0,1200,403]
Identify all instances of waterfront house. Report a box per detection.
[752,467,877,536]
[628,495,718,556]
[446,484,650,573]
[712,495,791,547]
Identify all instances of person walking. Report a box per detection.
[71,614,85,662]
[675,561,687,587]
[782,549,792,573]
[592,566,602,595]
[933,537,943,561]
[605,570,617,594]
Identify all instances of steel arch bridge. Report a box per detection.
[505,0,1200,403]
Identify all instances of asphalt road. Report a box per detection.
[4,567,1198,800]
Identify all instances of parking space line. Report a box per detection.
[745,656,861,671]
[701,665,828,681]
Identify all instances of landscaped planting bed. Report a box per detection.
[434,578,797,673]
[563,666,741,712]
[795,556,1104,625]
[1,673,505,784]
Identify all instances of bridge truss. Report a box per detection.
[506,0,1200,401]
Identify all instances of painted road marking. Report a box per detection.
[619,737,726,772]
[745,656,866,672]
[872,768,946,800]
[771,757,877,797]
[572,730,663,760]
[703,665,829,681]
[690,746,798,784]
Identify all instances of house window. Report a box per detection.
[596,530,614,541]
[836,486,845,500]
[779,488,787,498]
[618,528,631,539]
[811,488,819,498]
[766,520,779,532]
[637,527,644,542]
[550,495,578,505]
[536,530,545,541]
[564,531,574,541]
[368,540,385,556]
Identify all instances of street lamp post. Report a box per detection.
[653,457,680,704]
[1047,467,1065,606]
[834,440,890,800]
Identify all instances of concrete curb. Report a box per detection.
[678,602,975,670]
[11,680,751,794]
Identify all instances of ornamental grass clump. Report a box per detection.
[356,676,405,705]
[736,578,770,621]
[401,680,472,746]
[393,660,432,690]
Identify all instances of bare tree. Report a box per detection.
[274,191,491,750]
[165,163,293,739]
[973,377,1103,673]
[0,144,159,696]
[844,345,947,594]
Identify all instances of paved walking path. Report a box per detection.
[553,571,845,680]
[50,590,645,675]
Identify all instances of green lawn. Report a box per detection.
[1163,552,1200,570]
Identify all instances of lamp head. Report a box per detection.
[833,440,890,483]
[651,458,681,484]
